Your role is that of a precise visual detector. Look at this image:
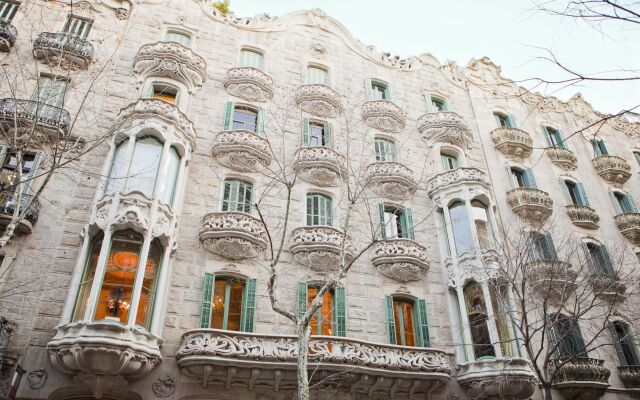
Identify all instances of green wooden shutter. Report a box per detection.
[386,85,394,102]
[323,123,332,147]
[301,118,310,146]
[557,130,567,149]
[378,203,387,240]
[385,296,397,344]
[582,243,596,272]
[623,195,638,213]
[609,322,628,365]
[256,109,265,136]
[334,286,346,337]
[599,245,615,276]
[508,115,516,128]
[364,78,372,100]
[414,299,430,348]
[542,234,557,260]
[576,183,590,207]
[199,273,215,328]
[23,152,42,194]
[0,146,8,168]
[241,279,256,332]
[546,315,561,358]
[599,140,609,155]
[559,178,572,204]
[402,208,415,240]
[506,165,517,189]
[523,168,537,189]
[542,125,554,147]
[223,102,234,131]
[297,282,308,318]
[610,191,623,215]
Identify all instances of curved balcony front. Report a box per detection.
[366,162,417,200]
[289,226,353,272]
[618,365,640,389]
[491,127,533,159]
[133,41,207,94]
[0,21,17,52]
[418,111,472,149]
[590,274,626,304]
[0,98,71,138]
[566,204,600,229]
[592,155,631,187]
[295,84,343,118]
[223,67,274,102]
[614,213,640,246]
[199,212,268,260]
[506,187,553,223]
[371,239,429,282]
[212,130,271,173]
[361,100,406,133]
[0,192,39,234]
[552,358,610,400]
[527,260,578,302]
[33,32,94,70]
[176,329,451,396]
[293,146,345,187]
[457,358,537,400]
[547,147,577,170]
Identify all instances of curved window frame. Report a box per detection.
[106,136,164,198]
[471,199,494,250]
[238,47,265,70]
[164,29,192,48]
[306,64,329,85]
[493,112,513,128]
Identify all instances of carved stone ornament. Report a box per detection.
[618,365,640,389]
[426,167,489,198]
[614,212,640,245]
[199,212,268,260]
[551,358,610,400]
[490,127,532,159]
[293,146,345,187]
[527,260,578,303]
[295,84,343,118]
[223,67,274,102]
[457,358,537,400]
[27,368,48,389]
[366,162,417,200]
[418,111,472,149]
[310,43,327,58]
[133,41,207,94]
[289,226,353,272]
[566,204,599,229]
[547,147,578,171]
[32,32,94,70]
[212,129,272,172]
[590,274,627,304]
[592,155,632,187]
[371,239,429,282]
[506,187,553,223]
[152,375,176,398]
[361,100,406,133]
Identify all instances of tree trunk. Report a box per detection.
[543,384,553,400]
[297,323,311,400]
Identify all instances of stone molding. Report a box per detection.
[371,239,429,282]
[491,127,533,159]
[547,147,578,171]
[223,67,274,102]
[457,358,537,400]
[590,274,627,304]
[551,358,610,400]
[527,260,578,303]
[506,187,553,223]
[212,129,272,172]
[199,212,268,260]
[565,204,600,230]
[293,146,345,187]
[366,162,417,200]
[418,111,472,149]
[295,84,343,117]
[361,100,406,133]
[614,212,640,246]
[592,155,632,187]
[289,226,353,272]
[426,167,489,198]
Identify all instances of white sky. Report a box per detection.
[230,0,640,115]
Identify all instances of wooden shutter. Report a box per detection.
[557,130,567,149]
[576,182,590,207]
[505,164,517,189]
[542,234,557,261]
[599,245,615,276]
[364,78,372,100]
[22,152,42,194]
[610,191,623,215]
[323,123,332,147]
[0,146,7,168]
[414,299,430,347]
[581,242,596,272]
[385,296,397,344]
[609,322,628,365]
[256,109,265,136]
[546,315,561,358]
[301,118,310,146]
[199,273,215,328]
[223,102,234,131]
[558,178,572,204]
[623,194,638,213]
[386,85,394,102]
[0,2,19,22]
[378,203,387,240]
[297,282,308,318]
[241,279,256,332]
[401,208,415,240]
[599,140,609,155]
[334,286,346,337]
[542,125,554,147]
[523,168,537,189]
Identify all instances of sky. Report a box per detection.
[229,0,640,116]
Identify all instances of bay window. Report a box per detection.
[449,201,475,255]
[464,282,495,359]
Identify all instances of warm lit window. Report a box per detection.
[106,137,164,198]
[591,138,609,156]
[583,242,615,276]
[374,138,396,162]
[544,126,565,148]
[489,283,518,357]
[385,296,430,347]
[148,83,179,103]
[199,274,256,331]
[613,191,637,214]
[62,15,92,39]
[449,201,474,255]
[560,179,589,207]
[238,48,264,69]
[164,30,191,47]
[306,193,332,226]
[550,314,587,358]
[297,283,346,337]
[441,151,459,170]
[0,0,19,22]
[610,321,640,366]
[367,79,390,101]
[306,65,329,85]
[493,112,513,128]
[528,231,557,261]
[378,204,414,240]
[464,282,495,359]
[302,119,331,147]
[221,179,252,213]
[509,167,536,188]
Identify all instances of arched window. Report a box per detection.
[493,112,513,128]
[385,296,430,347]
[306,65,329,85]
[221,179,252,213]
[612,191,637,214]
[375,138,396,162]
[199,273,256,331]
[106,137,164,198]
[559,179,589,206]
[441,150,459,170]
[582,242,615,276]
[449,201,474,255]
[508,167,536,188]
[610,320,640,366]
[550,314,587,358]
[464,282,495,359]
[471,200,493,249]
[378,204,415,240]
[164,30,192,47]
[302,119,331,147]
[238,48,264,70]
[306,193,332,226]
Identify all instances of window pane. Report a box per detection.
[371,83,386,100]
[393,299,415,346]
[0,1,19,22]
[309,123,325,146]
[222,179,252,213]
[160,147,180,205]
[239,49,264,69]
[449,202,475,255]
[135,240,162,328]
[152,85,178,103]
[227,280,244,331]
[307,194,332,226]
[211,280,227,329]
[490,285,516,356]
[124,137,163,197]
[472,201,493,249]
[308,287,334,336]
[431,98,445,112]
[464,282,495,358]
[307,66,329,84]
[72,234,104,321]
[232,108,258,132]
[165,31,191,47]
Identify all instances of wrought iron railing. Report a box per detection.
[0,191,40,225]
[0,21,17,48]
[0,98,70,135]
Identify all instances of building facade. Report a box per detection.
[1,1,640,399]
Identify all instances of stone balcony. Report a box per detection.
[48,320,162,398]
[547,147,578,170]
[0,191,40,234]
[133,41,207,93]
[614,213,640,246]
[176,329,451,396]
[618,365,640,389]
[33,32,94,70]
[199,212,268,260]
[0,98,71,138]
[371,239,429,282]
[212,130,271,173]
[289,226,353,272]
[361,100,406,133]
[491,127,533,159]
[366,162,417,200]
[457,358,537,400]
[592,155,631,187]
[590,274,626,303]
[552,358,610,400]
[293,146,345,187]
[566,204,600,229]
[295,84,343,118]
[427,167,489,199]
[527,260,578,303]
[417,111,472,149]
[506,187,553,223]
[0,21,17,52]
[223,67,274,102]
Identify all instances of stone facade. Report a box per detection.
[1,1,640,400]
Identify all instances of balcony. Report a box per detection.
[552,358,610,400]
[33,32,94,70]
[176,329,451,396]
[0,98,71,138]
[199,212,268,260]
[133,41,207,93]
[371,239,429,282]
[418,111,472,149]
[457,358,537,400]
[506,187,553,223]
[592,155,631,187]
[223,67,274,102]
[293,146,345,187]
[289,226,353,272]
[614,213,640,246]
[212,130,271,173]
[0,192,40,234]
[618,365,640,389]
[491,127,533,160]
[590,274,626,303]
[48,320,162,397]
[547,147,577,170]
[295,84,343,118]
[427,167,490,199]
[366,162,417,200]
[361,100,406,133]
[566,204,600,229]
[527,261,577,303]
[0,21,17,52]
